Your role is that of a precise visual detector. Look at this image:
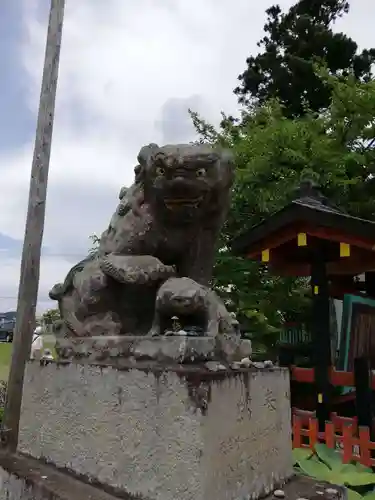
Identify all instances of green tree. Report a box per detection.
[235,0,375,117]
[41,308,61,328]
[89,234,100,255]
[191,72,375,350]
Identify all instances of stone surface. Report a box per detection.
[55,334,252,363]
[205,361,227,371]
[240,357,252,367]
[264,477,347,500]
[49,143,235,338]
[19,362,293,500]
[274,489,286,498]
[0,452,120,500]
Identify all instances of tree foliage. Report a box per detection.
[235,0,375,117]
[89,234,100,255]
[41,308,61,327]
[191,72,375,349]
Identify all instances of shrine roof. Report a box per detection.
[232,180,375,257]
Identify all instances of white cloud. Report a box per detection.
[0,0,373,312]
[0,254,74,313]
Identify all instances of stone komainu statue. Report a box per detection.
[49,143,236,337]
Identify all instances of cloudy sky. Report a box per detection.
[0,0,373,313]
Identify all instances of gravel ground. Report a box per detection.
[265,476,347,500]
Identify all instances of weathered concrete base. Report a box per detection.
[0,452,120,500]
[19,361,293,500]
[55,334,252,364]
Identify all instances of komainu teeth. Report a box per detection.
[164,197,202,206]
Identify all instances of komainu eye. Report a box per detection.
[156,166,165,176]
[196,168,206,177]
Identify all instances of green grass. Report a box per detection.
[0,339,56,381]
[0,343,13,381]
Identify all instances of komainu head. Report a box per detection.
[136,143,234,223]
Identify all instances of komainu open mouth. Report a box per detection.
[164,196,203,209]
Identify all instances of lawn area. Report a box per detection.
[0,337,56,381]
[0,343,12,381]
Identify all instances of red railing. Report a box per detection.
[292,411,375,467]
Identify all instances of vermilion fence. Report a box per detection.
[292,410,375,467]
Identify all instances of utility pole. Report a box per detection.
[2,0,65,451]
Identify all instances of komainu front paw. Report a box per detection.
[100,254,176,285]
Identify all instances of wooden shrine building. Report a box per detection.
[231,180,375,430]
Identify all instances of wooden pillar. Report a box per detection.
[354,357,373,434]
[311,251,332,432]
[365,272,375,299]
[2,0,65,451]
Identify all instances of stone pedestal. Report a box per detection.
[55,334,252,365]
[18,360,293,500]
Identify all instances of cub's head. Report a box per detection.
[157,277,207,315]
[156,277,208,334]
[137,143,234,223]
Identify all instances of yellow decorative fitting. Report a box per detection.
[340,242,350,257]
[261,249,270,262]
[318,393,323,404]
[313,285,319,295]
[297,233,307,246]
